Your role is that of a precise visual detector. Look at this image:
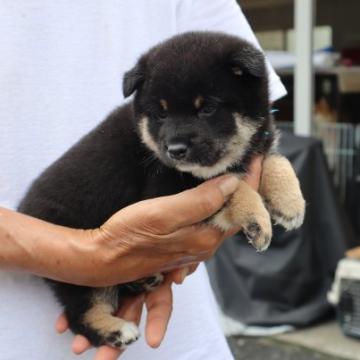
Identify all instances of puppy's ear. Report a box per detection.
[122,62,145,98]
[229,44,266,78]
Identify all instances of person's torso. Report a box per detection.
[0,0,178,210]
[0,2,234,359]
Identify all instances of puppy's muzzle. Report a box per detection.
[166,143,188,160]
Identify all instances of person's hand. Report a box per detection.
[63,173,240,287]
[78,156,263,287]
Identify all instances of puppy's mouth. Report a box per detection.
[138,114,258,180]
[169,146,239,179]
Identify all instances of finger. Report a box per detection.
[187,263,199,275]
[55,313,68,334]
[145,278,173,348]
[170,224,224,254]
[151,225,223,269]
[169,268,188,285]
[223,225,242,240]
[170,263,199,285]
[71,335,91,354]
[117,294,145,324]
[147,175,239,231]
[154,225,224,274]
[243,155,263,191]
[94,345,123,360]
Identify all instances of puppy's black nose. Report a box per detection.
[166,143,188,160]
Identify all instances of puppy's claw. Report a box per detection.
[105,322,140,349]
[243,220,272,252]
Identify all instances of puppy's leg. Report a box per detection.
[211,179,272,252]
[260,154,305,230]
[66,287,140,349]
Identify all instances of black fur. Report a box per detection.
[18,31,275,347]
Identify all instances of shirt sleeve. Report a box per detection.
[176,0,287,103]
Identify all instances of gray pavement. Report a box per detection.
[228,337,342,360]
[228,321,360,360]
[275,321,360,360]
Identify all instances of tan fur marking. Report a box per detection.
[83,302,126,337]
[159,99,168,111]
[260,154,305,230]
[177,113,258,179]
[138,117,160,155]
[211,179,272,251]
[194,96,204,109]
[232,67,243,76]
[82,288,140,347]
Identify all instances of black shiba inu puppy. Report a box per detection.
[18,32,305,348]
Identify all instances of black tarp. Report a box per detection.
[206,132,350,327]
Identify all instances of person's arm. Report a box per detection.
[0,207,89,279]
[0,174,239,286]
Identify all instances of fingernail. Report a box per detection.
[179,267,189,284]
[218,176,239,198]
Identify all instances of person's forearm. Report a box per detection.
[0,207,97,282]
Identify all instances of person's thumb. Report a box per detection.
[147,175,239,232]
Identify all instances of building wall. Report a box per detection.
[240,0,360,50]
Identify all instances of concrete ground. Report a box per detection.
[228,321,360,360]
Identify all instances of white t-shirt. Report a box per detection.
[0,1,286,359]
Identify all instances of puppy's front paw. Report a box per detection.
[210,179,272,252]
[105,321,140,349]
[260,155,305,231]
[243,217,272,252]
[265,198,305,231]
[142,273,164,291]
[125,273,164,293]
[82,300,141,349]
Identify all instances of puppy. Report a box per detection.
[18,31,305,348]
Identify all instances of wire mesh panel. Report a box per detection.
[312,122,356,201]
[276,121,360,202]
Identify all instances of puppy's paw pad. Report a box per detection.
[106,322,140,349]
[143,273,164,291]
[243,220,272,252]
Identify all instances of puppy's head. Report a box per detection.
[123,32,270,179]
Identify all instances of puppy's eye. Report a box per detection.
[199,104,217,117]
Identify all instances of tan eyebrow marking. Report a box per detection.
[194,96,204,109]
[159,99,168,111]
[232,67,243,76]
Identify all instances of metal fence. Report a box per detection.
[277,121,360,202]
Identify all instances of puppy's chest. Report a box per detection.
[141,165,202,199]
